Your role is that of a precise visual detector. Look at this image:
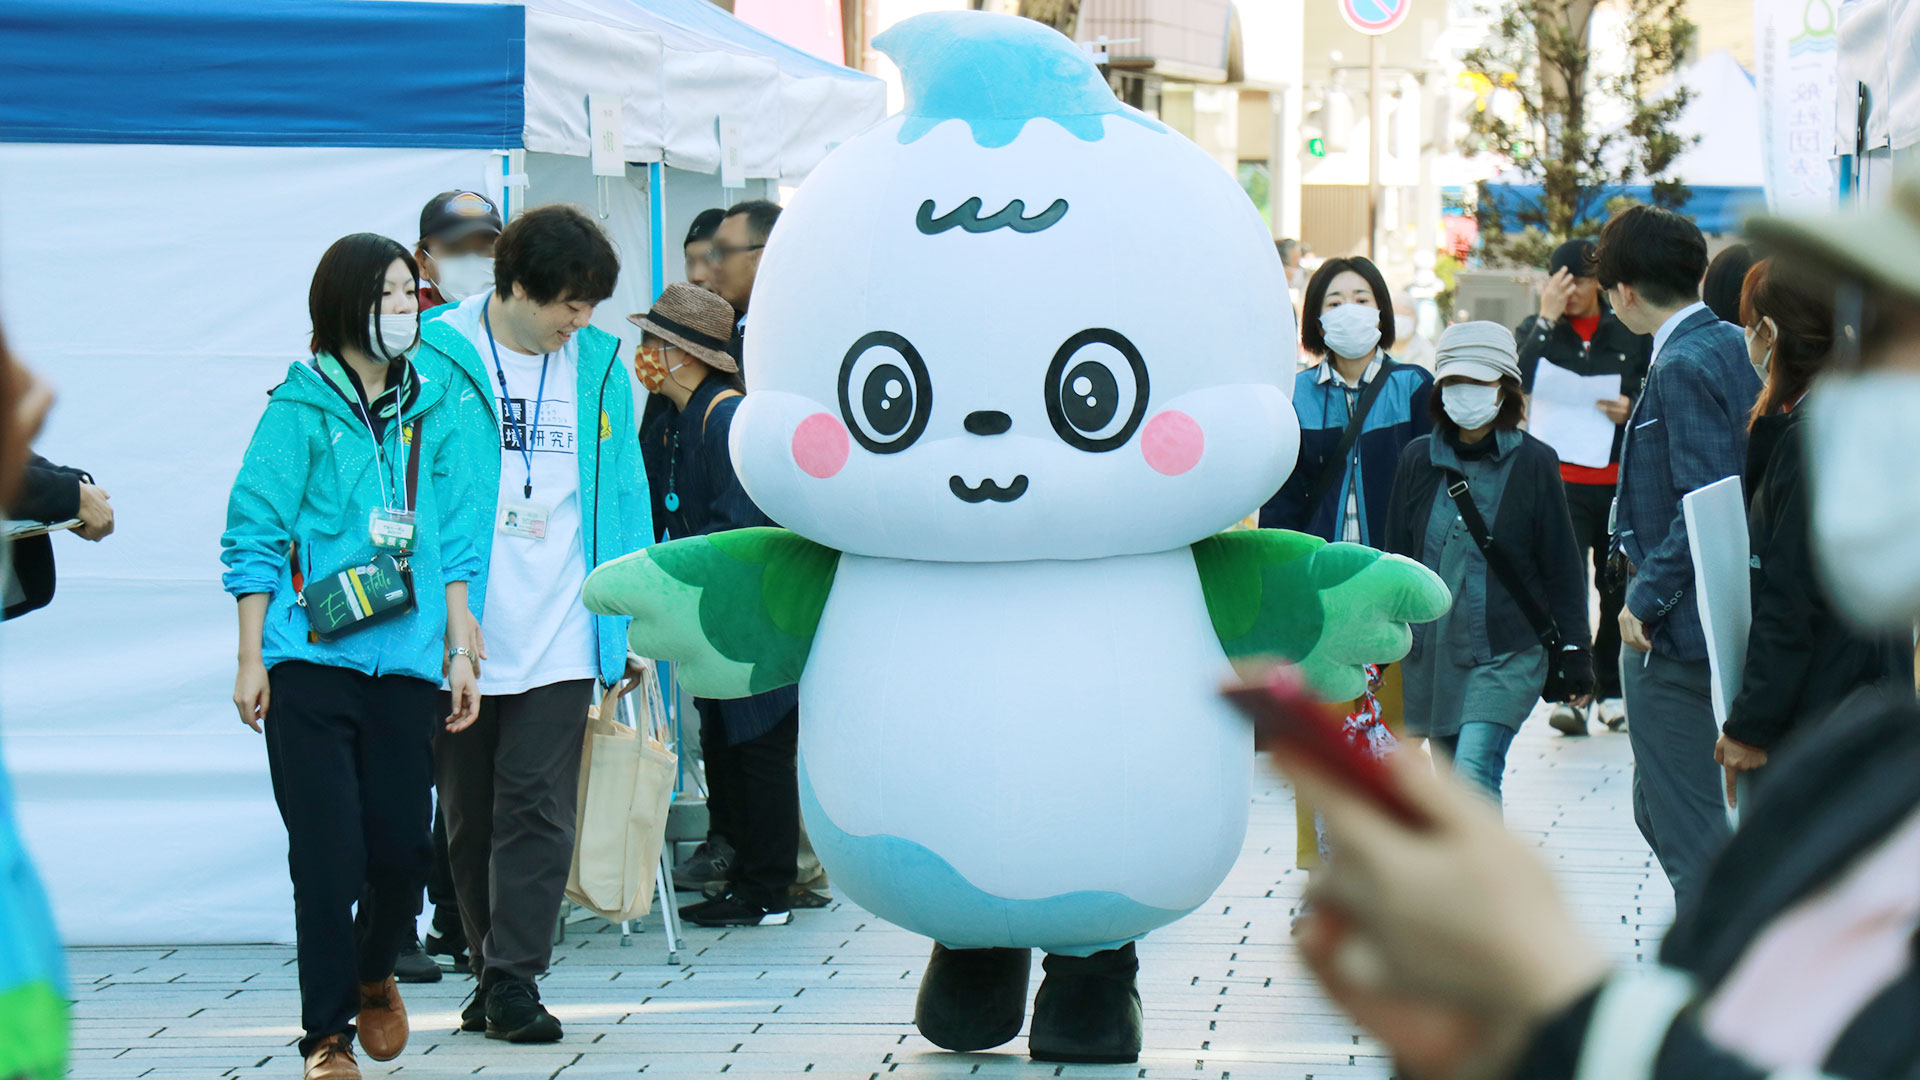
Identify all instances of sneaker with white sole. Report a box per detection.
[680,889,792,927]
[1599,698,1627,731]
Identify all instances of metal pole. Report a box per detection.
[1368,34,1381,262]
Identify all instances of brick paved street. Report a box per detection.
[64,712,1671,1080]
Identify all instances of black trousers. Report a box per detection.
[696,700,799,910]
[1565,480,1625,699]
[435,680,594,980]
[264,661,436,1057]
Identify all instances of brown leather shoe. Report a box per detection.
[356,976,409,1061]
[302,1034,360,1080]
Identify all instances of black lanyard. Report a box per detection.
[483,297,549,500]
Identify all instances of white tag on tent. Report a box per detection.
[719,114,745,190]
[590,93,624,178]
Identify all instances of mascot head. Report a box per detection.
[732,10,1299,562]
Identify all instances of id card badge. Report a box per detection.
[498,501,550,540]
[369,508,417,551]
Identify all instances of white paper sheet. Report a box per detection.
[1529,360,1624,469]
[1683,476,1753,733]
[1683,475,1752,823]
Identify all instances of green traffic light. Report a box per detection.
[1308,137,1326,157]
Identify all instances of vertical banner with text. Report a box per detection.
[1756,0,1838,209]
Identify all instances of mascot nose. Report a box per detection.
[964,410,1012,436]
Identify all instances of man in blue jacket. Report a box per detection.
[1595,206,1762,909]
[417,205,652,1044]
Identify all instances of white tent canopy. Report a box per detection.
[0,0,877,946]
[520,0,884,179]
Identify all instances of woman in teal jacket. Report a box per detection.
[220,234,494,1079]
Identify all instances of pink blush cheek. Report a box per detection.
[792,413,850,479]
[1141,410,1204,476]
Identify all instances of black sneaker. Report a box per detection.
[424,907,468,970]
[484,975,563,1043]
[394,937,443,984]
[680,889,792,927]
[673,837,735,892]
[460,980,489,1033]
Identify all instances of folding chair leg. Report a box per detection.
[657,846,681,965]
[619,919,631,947]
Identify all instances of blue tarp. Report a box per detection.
[1476,184,1770,236]
[0,0,524,148]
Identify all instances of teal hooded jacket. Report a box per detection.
[421,292,652,688]
[220,348,496,683]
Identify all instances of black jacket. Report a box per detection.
[1515,306,1652,469]
[1384,431,1592,657]
[1515,686,1920,1079]
[4,453,91,621]
[638,376,795,744]
[1725,411,1913,750]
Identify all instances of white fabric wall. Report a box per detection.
[0,144,501,945]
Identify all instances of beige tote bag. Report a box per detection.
[565,662,676,921]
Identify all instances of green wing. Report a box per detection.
[582,527,841,699]
[1193,529,1452,702]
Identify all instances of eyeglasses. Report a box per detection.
[702,242,765,266]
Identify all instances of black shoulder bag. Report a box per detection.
[295,417,424,642]
[1301,360,1401,526]
[1442,468,1591,702]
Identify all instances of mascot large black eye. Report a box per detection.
[1045,328,1148,453]
[839,331,932,454]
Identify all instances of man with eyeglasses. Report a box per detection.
[707,200,780,372]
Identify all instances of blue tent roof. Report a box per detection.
[1475,184,1769,237]
[0,0,524,148]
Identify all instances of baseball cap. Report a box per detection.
[419,190,503,246]
[1549,239,1597,278]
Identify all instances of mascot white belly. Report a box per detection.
[799,552,1252,955]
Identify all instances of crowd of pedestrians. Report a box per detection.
[0,175,1891,1080]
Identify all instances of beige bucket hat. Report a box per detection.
[1746,180,1920,304]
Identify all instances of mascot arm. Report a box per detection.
[582,527,842,699]
[1192,530,1452,702]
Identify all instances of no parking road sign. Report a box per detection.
[1340,0,1409,35]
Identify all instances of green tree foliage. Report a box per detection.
[1463,0,1698,266]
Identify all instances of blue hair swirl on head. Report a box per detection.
[873,11,1167,148]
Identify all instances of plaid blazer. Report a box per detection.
[1613,307,1763,661]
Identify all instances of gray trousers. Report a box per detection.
[435,679,595,980]
[1621,650,1730,911]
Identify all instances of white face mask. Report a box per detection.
[1321,302,1383,360]
[1744,317,1776,383]
[1806,372,1920,631]
[430,252,495,303]
[1441,383,1502,430]
[1394,315,1415,346]
[370,312,419,362]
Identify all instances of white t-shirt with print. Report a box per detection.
[461,316,599,696]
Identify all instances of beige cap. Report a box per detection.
[1435,321,1521,383]
[1746,180,1920,305]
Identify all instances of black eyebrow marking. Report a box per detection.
[916,197,1069,235]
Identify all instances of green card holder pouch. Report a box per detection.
[299,554,417,641]
[292,417,423,643]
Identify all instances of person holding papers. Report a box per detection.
[1514,239,1651,737]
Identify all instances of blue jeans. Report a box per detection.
[1432,722,1516,804]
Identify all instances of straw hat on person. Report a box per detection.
[1746,180,1920,304]
[627,282,738,373]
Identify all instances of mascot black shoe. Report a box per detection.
[1027,943,1143,1064]
[914,944,1032,1051]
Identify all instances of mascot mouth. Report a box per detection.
[949,475,1029,504]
